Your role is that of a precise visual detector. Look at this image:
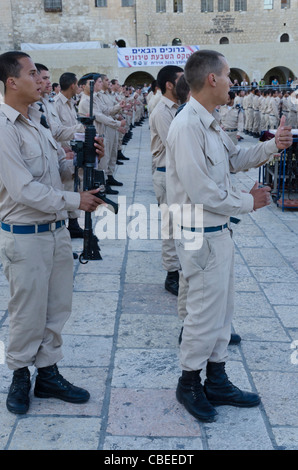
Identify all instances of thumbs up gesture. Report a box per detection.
[275,115,293,149]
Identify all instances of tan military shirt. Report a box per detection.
[166,97,279,228]
[96,90,122,117]
[79,93,122,135]
[0,103,80,225]
[219,104,244,133]
[149,95,179,168]
[42,94,84,143]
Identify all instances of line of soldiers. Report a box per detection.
[35,63,146,239]
[218,88,298,145]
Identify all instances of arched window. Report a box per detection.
[220,37,229,44]
[172,38,182,45]
[280,33,289,42]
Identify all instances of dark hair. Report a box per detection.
[0,51,31,89]
[175,74,190,104]
[157,65,184,95]
[52,82,59,90]
[59,72,77,91]
[78,73,101,87]
[35,63,49,73]
[184,50,225,92]
[228,90,235,100]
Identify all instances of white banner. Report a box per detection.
[117,45,200,68]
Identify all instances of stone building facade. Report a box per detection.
[0,0,297,89]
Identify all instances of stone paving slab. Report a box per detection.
[0,122,297,451]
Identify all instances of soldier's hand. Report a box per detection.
[79,189,107,212]
[275,115,293,149]
[117,126,126,135]
[250,181,271,210]
[94,135,104,160]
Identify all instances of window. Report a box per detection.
[156,0,166,12]
[220,37,229,44]
[44,0,62,12]
[174,0,183,12]
[218,0,230,11]
[264,0,273,9]
[280,33,289,42]
[201,0,213,12]
[122,0,134,6]
[281,0,290,8]
[172,38,182,45]
[95,0,107,6]
[234,0,247,11]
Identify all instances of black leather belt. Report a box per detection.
[0,220,66,234]
[181,223,228,233]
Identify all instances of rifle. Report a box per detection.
[71,80,119,264]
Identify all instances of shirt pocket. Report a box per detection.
[205,145,226,185]
[22,142,45,178]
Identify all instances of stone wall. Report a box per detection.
[136,0,298,47]
[2,0,298,50]
[7,0,136,48]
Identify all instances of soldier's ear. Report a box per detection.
[208,73,217,88]
[6,77,17,91]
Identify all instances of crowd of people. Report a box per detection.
[0,49,293,426]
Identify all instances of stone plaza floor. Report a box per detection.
[0,120,297,451]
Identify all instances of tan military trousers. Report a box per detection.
[246,108,254,132]
[175,227,234,371]
[152,169,180,273]
[0,226,73,370]
[104,126,119,177]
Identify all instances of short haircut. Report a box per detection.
[175,74,190,104]
[157,65,184,95]
[59,72,77,91]
[228,90,235,100]
[184,50,225,92]
[35,63,49,73]
[0,51,31,89]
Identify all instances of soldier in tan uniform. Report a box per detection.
[268,89,280,129]
[219,90,244,145]
[0,51,105,415]
[281,90,291,126]
[149,65,183,296]
[166,49,292,423]
[78,73,126,194]
[245,88,255,135]
[96,74,126,188]
[252,89,261,138]
[54,72,86,237]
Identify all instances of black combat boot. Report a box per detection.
[204,362,260,407]
[6,367,31,414]
[165,270,179,296]
[34,364,90,404]
[117,150,130,160]
[176,370,218,422]
[107,175,123,187]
